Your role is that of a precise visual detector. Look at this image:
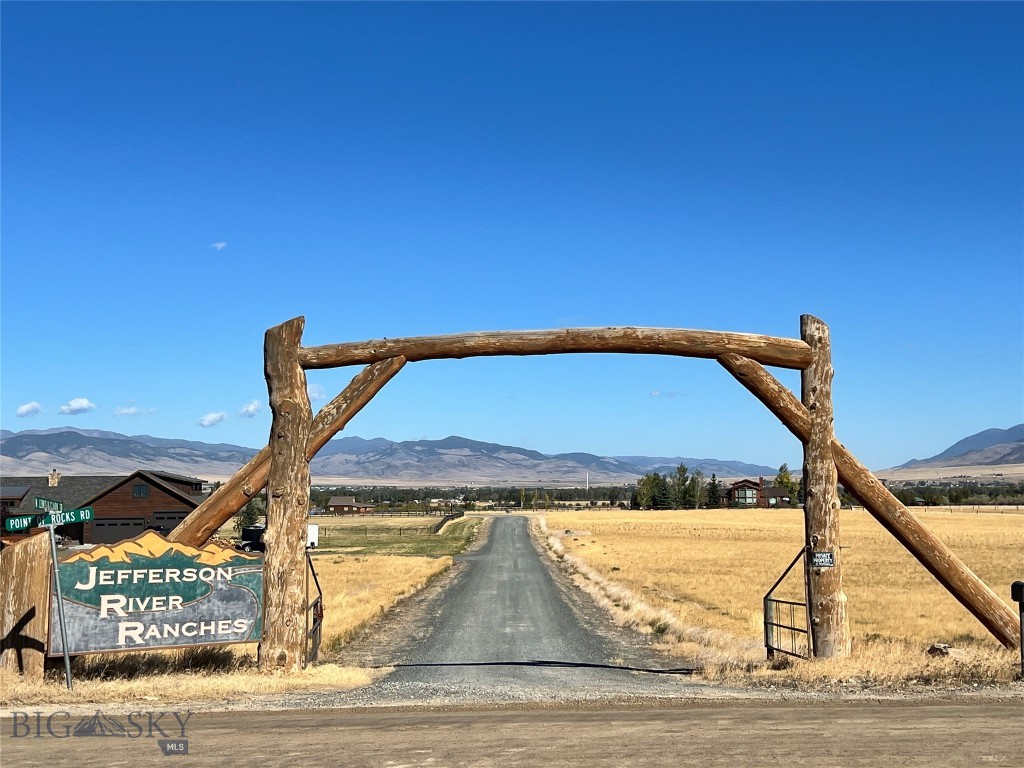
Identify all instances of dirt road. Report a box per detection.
[4,701,1021,767]
[326,514,701,707]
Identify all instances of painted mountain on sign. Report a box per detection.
[63,530,261,566]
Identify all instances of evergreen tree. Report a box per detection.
[636,473,658,508]
[775,463,800,503]
[669,465,690,508]
[706,474,722,508]
[651,473,671,509]
[233,493,265,533]
[690,469,705,509]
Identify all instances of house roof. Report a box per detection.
[146,470,205,486]
[0,485,31,501]
[327,496,374,507]
[0,471,202,515]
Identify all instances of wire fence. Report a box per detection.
[316,511,466,546]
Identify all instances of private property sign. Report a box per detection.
[49,531,264,655]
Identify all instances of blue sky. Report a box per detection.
[2,2,1021,471]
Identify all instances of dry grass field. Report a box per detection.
[314,553,453,651]
[540,507,1023,685]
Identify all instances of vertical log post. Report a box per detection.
[801,314,851,658]
[0,532,52,679]
[260,317,313,672]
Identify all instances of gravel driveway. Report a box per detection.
[312,514,711,708]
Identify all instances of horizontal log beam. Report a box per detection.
[718,352,1021,650]
[299,327,813,371]
[168,357,406,547]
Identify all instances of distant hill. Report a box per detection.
[0,427,777,485]
[0,427,258,478]
[898,424,1024,469]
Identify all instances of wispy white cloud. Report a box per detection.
[114,404,156,417]
[239,399,261,418]
[16,401,42,417]
[197,411,227,428]
[59,397,96,415]
[650,390,681,398]
[307,383,327,402]
[211,241,228,251]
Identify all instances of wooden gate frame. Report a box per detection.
[166,315,1021,672]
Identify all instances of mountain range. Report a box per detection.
[896,424,1024,469]
[2,424,1019,485]
[0,427,776,485]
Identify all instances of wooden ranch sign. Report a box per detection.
[48,531,263,655]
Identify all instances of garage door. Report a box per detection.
[91,518,146,544]
[153,511,190,528]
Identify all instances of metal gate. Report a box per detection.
[763,547,810,659]
[305,552,324,665]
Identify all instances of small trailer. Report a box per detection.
[239,523,319,552]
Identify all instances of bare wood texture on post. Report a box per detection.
[299,327,814,371]
[260,317,313,672]
[168,357,407,547]
[800,315,851,658]
[719,352,1021,650]
[0,532,51,679]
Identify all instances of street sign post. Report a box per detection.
[44,507,93,527]
[34,497,63,513]
[31,497,77,689]
[4,514,43,533]
[4,507,93,533]
[46,522,74,691]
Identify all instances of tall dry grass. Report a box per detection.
[539,508,1023,686]
[315,553,452,650]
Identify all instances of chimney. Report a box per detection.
[48,469,61,487]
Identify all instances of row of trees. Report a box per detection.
[890,481,1024,507]
[633,465,715,509]
[304,484,630,510]
[632,463,803,510]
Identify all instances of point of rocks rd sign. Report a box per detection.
[48,531,264,655]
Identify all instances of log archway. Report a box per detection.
[168,316,1021,671]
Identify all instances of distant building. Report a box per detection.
[724,477,792,508]
[1,470,206,544]
[326,495,376,514]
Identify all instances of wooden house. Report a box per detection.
[724,477,793,508]
[326,495,376,514]
[0,470,206,544]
